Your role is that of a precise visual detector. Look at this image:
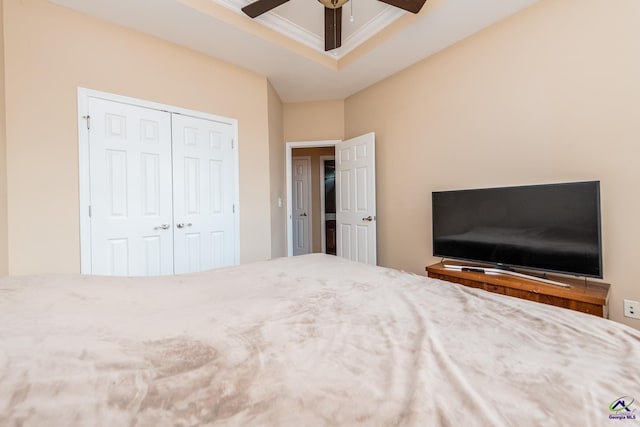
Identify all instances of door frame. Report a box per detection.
[285,140,339,257]
[319,155,335,254]
[77,87,240,274]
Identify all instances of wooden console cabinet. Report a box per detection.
[426,262,610,317]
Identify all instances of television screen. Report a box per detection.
[432,181,602,278]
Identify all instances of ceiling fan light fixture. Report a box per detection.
[242,0,427,52]
[318,0,349,9]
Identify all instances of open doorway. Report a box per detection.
[290,147,335,256]
[320,156,336,255]
[291,156,312,255]
[286,140,339,257]
[286,133,377,264]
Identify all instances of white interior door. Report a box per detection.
[172,114,237,274]
[336,132,377,265]
[292,157,311,256]
[88,97,174,276]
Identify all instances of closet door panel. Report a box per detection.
[88,97,174,276]
[172,114,237,274]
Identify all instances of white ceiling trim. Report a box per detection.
[258,13,325,53]
[339,7,405,58]
[213,0,405,58]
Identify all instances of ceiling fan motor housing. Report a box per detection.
[318,0,349,9]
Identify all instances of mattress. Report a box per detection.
[0,254,638,426]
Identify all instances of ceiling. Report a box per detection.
[49,0,539,102]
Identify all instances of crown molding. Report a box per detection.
[340,8,404,58]
[213,0,405,58]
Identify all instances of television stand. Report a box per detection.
[426,261,610,317]
[442,264,572,288]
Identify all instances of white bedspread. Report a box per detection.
[1,254,639,426]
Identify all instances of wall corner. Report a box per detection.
[0,0,8,276]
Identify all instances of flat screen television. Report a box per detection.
[432,181,602,278]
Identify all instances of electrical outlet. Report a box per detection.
[623,299,640,319]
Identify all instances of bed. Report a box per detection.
[1,254,639,426]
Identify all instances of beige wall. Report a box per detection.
[0,0,7,275]
[268,81,286,258]
[292,147,335,253]
[283,100,344,142]
[3,0,272,273]
[344,0,640,327]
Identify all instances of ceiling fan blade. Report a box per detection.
[324,6,342,51]
[241,0,290,18]
[377,0,427,14]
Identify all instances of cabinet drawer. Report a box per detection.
[484,283,506,294]
[426,263,609,318]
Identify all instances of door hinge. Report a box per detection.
[232,204,235,214]
[231,139,235,149]
[88,205,92,218]
[83,115,91,130]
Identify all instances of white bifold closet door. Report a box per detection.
[87,97,236,276]
[171,114,236,274]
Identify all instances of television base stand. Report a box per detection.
[442,264,572,288]
[426,261,610,317]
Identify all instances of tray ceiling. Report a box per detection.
[49,0,540,102]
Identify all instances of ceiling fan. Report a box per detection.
[241,0,428,51]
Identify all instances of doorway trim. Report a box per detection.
[77,87,240,274]
[319,155,335,254]
[286,140,339,257]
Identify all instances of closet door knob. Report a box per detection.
[154,224,171,230]
[176,223,192,229]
